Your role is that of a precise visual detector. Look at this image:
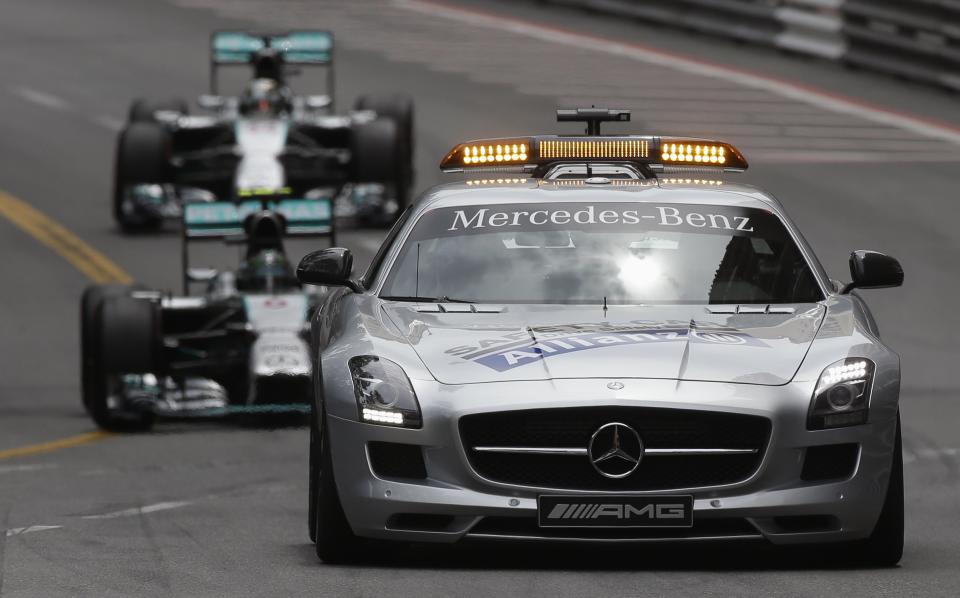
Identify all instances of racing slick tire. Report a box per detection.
[113,122,172,231]
[80,284,143,415]
[312,409,364,562]
[88,294,161,432]
[351,119,409,213]
[354,93,414,167]
[128,98,189,123]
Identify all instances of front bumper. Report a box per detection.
[326,378,899,545]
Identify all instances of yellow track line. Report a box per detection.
[0,190,130,460]
[0,191,131,284]
[0,431,112,461]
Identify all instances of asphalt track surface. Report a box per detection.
[1,0,959,596]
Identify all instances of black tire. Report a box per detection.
[820,415,904,567]
[308,404,319,543]
[353,93,414,164]
[857,415,905,566]
[88,295,160,432]
[113,122,172,229]
[312,408,364,562]
[351,118,403,185]
[80,284,136,415]
[129,98,189,123]
[352,95,414,211]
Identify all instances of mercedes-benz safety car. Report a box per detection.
[113,30,414,231]
[81,194,334,431]
[297,108,905,565]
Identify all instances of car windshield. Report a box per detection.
[380,202,823,304]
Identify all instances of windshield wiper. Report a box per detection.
[380,295,474,303]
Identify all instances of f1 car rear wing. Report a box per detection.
[209,30,335,100]
[181,197,335,294]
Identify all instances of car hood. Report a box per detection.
[382,303,825,386]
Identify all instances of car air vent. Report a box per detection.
[368,442,427,480]
[413,304,504,313]
[706,305,796,315]
[467,516,761,541]
[801,444,859,482]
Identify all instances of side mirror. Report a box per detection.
[842,250,903,293]
[297,248,361,291]
[198,94,226,110]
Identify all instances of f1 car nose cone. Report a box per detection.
[588,422,644,479]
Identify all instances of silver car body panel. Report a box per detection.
[313,179,901,545]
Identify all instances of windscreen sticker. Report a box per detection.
[448,205,753,233]
[444,322,767,372]
[408,203,792,244]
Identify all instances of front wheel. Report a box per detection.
[88,294,160,432]
[312,409,363,562]
[308,404,319,543]
[856,415,904,566]
[81,285,135,415]
[350,119,410,214]
[818,415,904,567]
[113,122,172,231]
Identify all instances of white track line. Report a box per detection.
[0,463,58,475]
[396,0,960,147]
[11,86,70,112]
[81,500,193,520]
[5,525,63,537]
[91,115,124,132]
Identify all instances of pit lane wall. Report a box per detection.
[535,0,960,93]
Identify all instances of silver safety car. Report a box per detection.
[298,109,905,565]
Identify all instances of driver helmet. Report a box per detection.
[239,78,290,116]
[236,249,297,292]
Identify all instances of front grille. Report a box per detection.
[801,444,859,482]
[459,407,770,491]
[467,516,760,541]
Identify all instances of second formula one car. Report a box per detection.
[114,30,414,230]
[81,194,333,431]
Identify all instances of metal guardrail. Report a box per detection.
[841,0,960,91]
[535,0,960,92]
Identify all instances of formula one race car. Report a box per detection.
[81,195,333,431]
[114,30,414,230]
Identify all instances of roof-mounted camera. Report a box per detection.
[556,108,631,135]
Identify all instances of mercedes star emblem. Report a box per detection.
[606,381,624,390]
[587,422,644,479]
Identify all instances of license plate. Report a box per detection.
[537,495,694,528]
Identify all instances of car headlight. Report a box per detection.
[807,358,875,430]
[349,356,422,428]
